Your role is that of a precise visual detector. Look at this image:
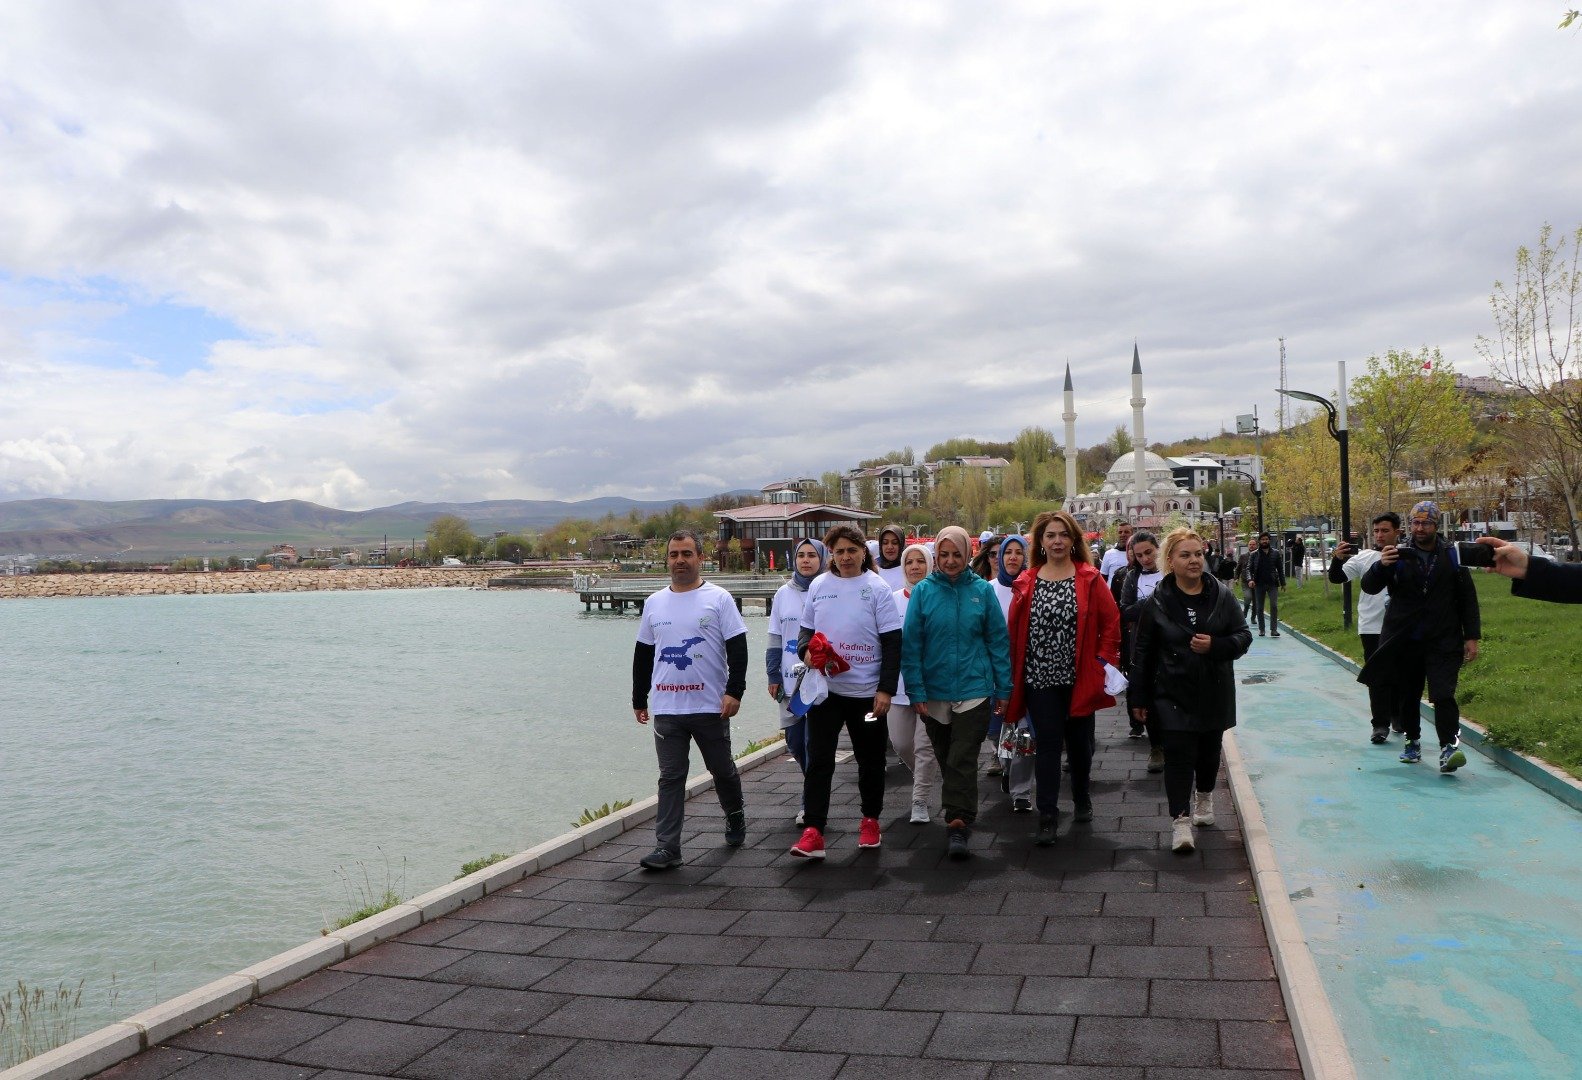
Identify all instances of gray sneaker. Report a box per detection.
[639,847,682,871]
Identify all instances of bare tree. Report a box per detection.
[1477,223,1582,547]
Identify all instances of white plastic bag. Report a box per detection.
[1101,659,1128,696]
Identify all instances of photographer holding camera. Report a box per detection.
[1359,501,1480,773]
[1477,536,1582,604]
[1329,512,1402,744]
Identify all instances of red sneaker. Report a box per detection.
[789,827,826,859]
[858,816,882,849]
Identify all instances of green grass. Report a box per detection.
[322,854,407,933]
[572,800,633,828]
[735,731,787,759]
[1276,572,1582,778]
[456,853,512,879]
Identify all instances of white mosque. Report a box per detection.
[1062,346,1198,529]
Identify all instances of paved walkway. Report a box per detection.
[96,707,1298,1079]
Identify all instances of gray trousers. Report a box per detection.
[1254,584,1279,633]
[653,712,742,854]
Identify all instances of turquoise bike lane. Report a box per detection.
[1231,627,1582,1078]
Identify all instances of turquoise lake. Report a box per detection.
[0,586,780,1034]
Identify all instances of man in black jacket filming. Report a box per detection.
[1359,502,1480,773]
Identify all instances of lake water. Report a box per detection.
[0,586,780,1034]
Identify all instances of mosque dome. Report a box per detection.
[1100,450,1176,491]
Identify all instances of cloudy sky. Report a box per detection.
[2,2,1578,508]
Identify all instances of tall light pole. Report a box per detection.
[1235,409,1265,537]
[1277,360,1352,629]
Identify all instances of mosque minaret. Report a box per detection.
[1064,345,1199,529]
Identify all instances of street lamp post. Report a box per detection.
[1235,409,1265,537]
[1277,360,1352,629]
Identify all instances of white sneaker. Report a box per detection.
[910,801,931,824]
[1191,791,1215,827]
[1171,814,1196,853]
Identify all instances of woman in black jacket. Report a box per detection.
[1129,527,1253,853]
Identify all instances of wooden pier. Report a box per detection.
[574,573,782,614]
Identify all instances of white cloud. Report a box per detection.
[1,1,1579,506]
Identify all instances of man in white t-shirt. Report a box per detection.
[632,530,749,870]
[1328,512,1399,744]
[1099,520,1133,583]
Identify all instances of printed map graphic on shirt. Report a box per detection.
[659,636,706,669]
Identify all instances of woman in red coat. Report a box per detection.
[1006,509,1122,846]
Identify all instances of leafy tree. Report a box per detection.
[858,447,915,468]
[927,465,993,528]
[1108,424,1134,459]
[1477,222,1582,547]
[426,514,480,560]
[925,437,985,460]
[856,475,879,512]
[1264,411,1341,525]
[1350,347,1470,512]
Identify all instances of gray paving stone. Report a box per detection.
[698,865,810,888]
[899,890,1006,916]
[634,931,765,966]
[1204,890,1262,917]
[168,1006,343,1059]
[855,940,978,974]
[532,901,649,930]
[651,1000,810,1048]
[412,986,571,1032]
[1209,946,1277,981]
[1217,1019,1302,1070]
[1016,976,1149,1017]
[1149,979,1287,1021]
[686,1046,845,1080]
[620,883,730,908]
[1053,871,1158,894]
[538,858,632,880]
[277,1017,454,1073]
[397,1030,574,1079]
[931,915,1047,944]
[146,1058,317,1079]
[707,885,817,911]
[1155,868,1257,892]
[531,927,665,961]
[926,1012,1075,1063]
[970,943,1092,976]
[259,971,363,1011]
[985,1065,1143,1079]
[1147,1070,1299,1080]
[762,968,901,1008]
[537,878,647,903]
[803,888,916,913]
[1100,892,1207,918]
[742,935,870,971]
[787,1005,939,1056]
[529,995,686,1041]
[93,1045,205,1080]
[439,921,568,954]
[826,911,940,940]
[333,942,471,978]
[837,1055,992,1079]
[1037,916,1152,945]
[302,974,463,1022]
[460,895,563,923]
[1089,944,1210,980]
[1151,917,1268,948]
[887,973,1022,1013]
[724,908,841,937]
[400,917,476,946]
[997,892,1104,918]
[529,958,672,997]
[427,952,568,990]
[1067,1015,1219,1068]
[642,963,784,1003]
[623,906,745,934]
[532,1038,705,1079]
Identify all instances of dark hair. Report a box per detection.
[1129,529,1159,550]
[822,524,874,576]
[1030,510,1091,567]
[667,529,703,556]
[1372,512,1401,530]
[971,539,999,579]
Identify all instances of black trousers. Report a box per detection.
[1359,634,1396,731]
[1161,728,1223,819]
[1392,643,1463,747]
[802,691,888,832]
[1024,685,1096,817]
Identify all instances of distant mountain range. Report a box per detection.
[0,495,748,558]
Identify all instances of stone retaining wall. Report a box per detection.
[0,567,506,600]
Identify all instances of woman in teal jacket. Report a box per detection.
[900,524,1013,859]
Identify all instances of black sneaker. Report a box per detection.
[639,847,682,871]
[724,809,747,847]
[946,820,971,860]
[1073,797,1093,823]
[1012,797,1032,814]
[1035,814,1057,846]
[1370,725,1390,745]
[1127,721,1146,739]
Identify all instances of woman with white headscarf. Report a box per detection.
[890,542,940,823]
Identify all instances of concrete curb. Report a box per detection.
[0,736,792,1080]
[1223,731,1357,1080]
[1279,621,1582,813]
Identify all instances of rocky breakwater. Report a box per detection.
[0,567,502,600]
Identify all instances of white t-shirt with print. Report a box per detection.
[1339,548,1390,635]
[637,582,747,716]
[768,581,808,727]
[892,586,913,705]
[1134,569,1163,604]
[1099,547,1129,582]
[800,570,903,697]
